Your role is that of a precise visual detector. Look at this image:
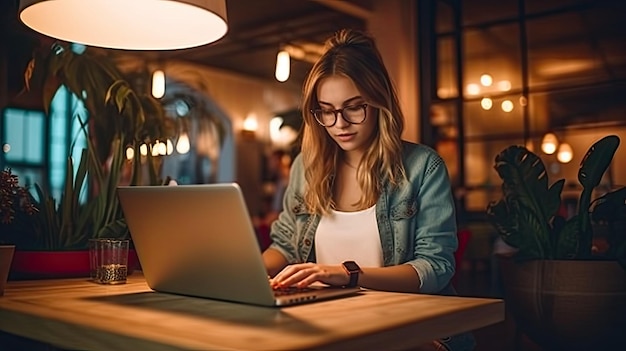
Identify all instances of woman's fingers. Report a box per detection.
[271,263,348,288]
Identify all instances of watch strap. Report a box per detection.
[342,260,361,287]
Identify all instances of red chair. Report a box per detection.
[453,228,472,284]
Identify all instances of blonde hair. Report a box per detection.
[300,29,406,215]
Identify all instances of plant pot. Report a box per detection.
[0,245,15,296]
[10,250,91,280]
[9,249,141,280]
[498,256,626,350]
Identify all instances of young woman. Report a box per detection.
[262,29,475,351]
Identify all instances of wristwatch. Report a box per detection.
[341,260,362,287]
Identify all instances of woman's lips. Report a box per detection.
[336,133,356,142]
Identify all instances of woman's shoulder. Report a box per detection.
[400,140,443,164]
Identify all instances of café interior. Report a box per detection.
[1,0,625,350]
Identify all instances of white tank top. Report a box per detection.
[315,205,383,267]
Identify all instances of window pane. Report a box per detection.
[465,139,524,212]
[49,86,89,203]
[527,5,626,89]
[463,93,525,138]
[436,0,455,34]
[2,108,44,164]
[463,0,518,26]
[437,36,458,99]
[463,23,522,97]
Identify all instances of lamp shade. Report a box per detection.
[19,0,228,50]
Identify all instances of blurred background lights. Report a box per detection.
[501,100,514,112]
[480,97,493,110]
[480,74,493,87]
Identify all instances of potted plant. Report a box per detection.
[487,135,626,350]
[8,41,174,278]
[0,168,37,294]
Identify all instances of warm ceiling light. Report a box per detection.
[243,114,258,132]
[166,139,174,155]
[175,132,190,154]
[480,74,493,87]
[466,83,480,95]
[497,80,511,91]
[541,133,558,155]
[125,146,134,160]
[519,96,528,106]
[501,100,514,112]
[275,50,290,82]
[480,97,493,110]
[151,70,165,99]
[18,0,228,50]
[557,142,573,163]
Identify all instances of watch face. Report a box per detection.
[343,261,360,272]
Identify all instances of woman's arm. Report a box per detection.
[262,247,289,277]
[270,262,422,293]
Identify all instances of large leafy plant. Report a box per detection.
[17,41,175,250]
[487,135,626,269]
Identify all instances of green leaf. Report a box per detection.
[577,135,621,258]
[486,145,564,260]
[578,135,620,189]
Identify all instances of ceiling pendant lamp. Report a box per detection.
[557,142,574,163]
[541,133,558,155]
[151,70,166,99]
[18,0,228,50]
[275,49,290,82]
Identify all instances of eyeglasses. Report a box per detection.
[311,103,368,127]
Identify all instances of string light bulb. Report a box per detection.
[176,132,190,154]
[275,50,290,82]
[480,74,493,87]
[501,100,514,112]
[125,146,134,160]
[541,133,558,155]
[480,97,493,110]
[152,70,165,98]
[557,143,573,163]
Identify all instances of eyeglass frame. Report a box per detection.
[310,103,369,127]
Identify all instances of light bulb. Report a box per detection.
[497,80,511,91]
[501,100,514,112]
[166,139,174,155]
[480,74,493,87]
[140,143,148,156]
[466,83,480,95]
[481,97,493,110]
[275,50,290,82]
[243,115,258,132]
[541,133,558,155]
[157,141,167,155]
[125,146,134,160]
[176,133,190,154]
[557,143,573,163]
[152,70,165,99]
[152,142,160,156]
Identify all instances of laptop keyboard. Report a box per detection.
[273,286,315,296]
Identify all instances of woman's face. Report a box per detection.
[315,75,377,155]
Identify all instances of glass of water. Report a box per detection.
[89,238,129,284]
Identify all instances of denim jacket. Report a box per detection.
[268,141,475,350]
[269,141,457,293]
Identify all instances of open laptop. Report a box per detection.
[117,183,361,307]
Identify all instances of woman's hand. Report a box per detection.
[270,263,350,288]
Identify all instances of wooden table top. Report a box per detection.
[0,273,504,351]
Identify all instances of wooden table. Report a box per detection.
[0,273,503,351]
